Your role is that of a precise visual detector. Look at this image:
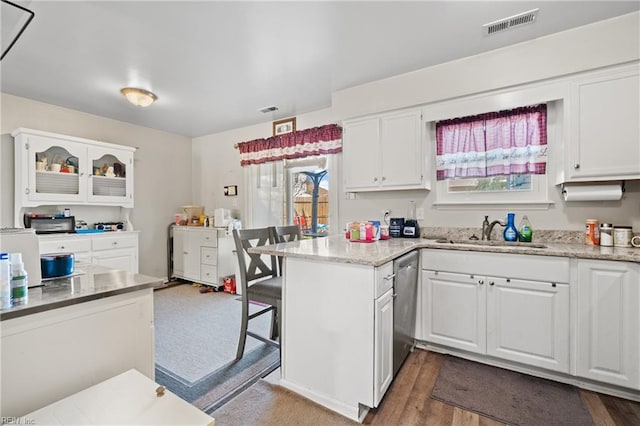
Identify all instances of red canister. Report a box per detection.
[585,219,600,245]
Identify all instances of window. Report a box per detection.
[284,157,330,236]
[430,101,555,207]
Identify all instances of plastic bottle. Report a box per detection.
[1,253,12,309]
[9,253,28,305]
[518,215,533,242]
[503,213,518,242]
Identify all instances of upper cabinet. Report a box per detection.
[13,128,135,208]
[562,63,640,183]
[342,108,429,192]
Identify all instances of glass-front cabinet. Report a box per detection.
[88,146,133,205]
[13,128,135,210]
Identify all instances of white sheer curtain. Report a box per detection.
[242,162,284,229]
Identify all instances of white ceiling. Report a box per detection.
[1,1,638,138]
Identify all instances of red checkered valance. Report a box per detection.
[237,124,342,166]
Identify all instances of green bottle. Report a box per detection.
[518,215,533,242]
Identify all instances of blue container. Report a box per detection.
[40,253,75,279]
[503,213,518,242]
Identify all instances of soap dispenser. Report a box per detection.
[503,213,518,242]
[518,215,533,242]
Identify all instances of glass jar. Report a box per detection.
[599,223,613,247]
[614,226,633,247]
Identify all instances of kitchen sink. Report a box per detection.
[433,239,547,249]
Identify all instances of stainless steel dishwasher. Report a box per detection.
[392,250,419,376]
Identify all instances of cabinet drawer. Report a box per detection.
[92,235,137,251]
[40,237,91,254]
[201,247,217,266]
[375,261,395,298]
[200,265,218,284]
[197,231,218,248]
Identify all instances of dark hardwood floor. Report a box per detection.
[363,349,640,425]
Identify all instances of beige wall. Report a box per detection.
[1,94,192,278]
[193,12,640,234]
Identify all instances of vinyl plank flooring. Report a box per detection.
[363,350,638,426]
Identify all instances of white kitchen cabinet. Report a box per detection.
[1,290,154,416]
[374,284,394,406]
[487,277,569,372]
[171,227,235,286]
[563,63,640,182]
[575,259,640,389]
[420,249,570,373]
[343,108,427,192]
[282,257,395,421]
[421,270,486,354]
[39,232,139,273]
[13,128,135,215]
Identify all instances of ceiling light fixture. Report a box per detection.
[120,87,158,107]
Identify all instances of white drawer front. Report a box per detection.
[201,247,217,266]
[200,265,218,284]
[197,231,218,248]
[40,238,91,254]
[92,235,137,251]
[375,261,395,299]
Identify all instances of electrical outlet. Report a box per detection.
[416,208,425,220]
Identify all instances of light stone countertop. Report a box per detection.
[250,234,640,267]
[0,263,163,321]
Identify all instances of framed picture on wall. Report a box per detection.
[273,117,296,136]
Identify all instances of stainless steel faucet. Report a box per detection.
[484,218,506,240]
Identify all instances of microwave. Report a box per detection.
[24,215,76,234]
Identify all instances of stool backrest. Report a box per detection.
[233,228,278,293]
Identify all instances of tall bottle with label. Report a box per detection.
[9,253,28,305]
[503,213,518,242]
[1,253,12,309]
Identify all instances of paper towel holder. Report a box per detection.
[561,181,626,194]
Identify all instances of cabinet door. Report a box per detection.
[380,109,424,189]
[374,287,393,407]
[172,228,186,278]
[576,260,640,389]
[92,247,137,273]
[342,117,381,191]
[486,278,569,372]
[569,65,640,180]
[23,134,87,204]
[422,270,486,354]
[183,231,202,281]
[87,146,134,207]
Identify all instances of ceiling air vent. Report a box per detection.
[257,106,278,113]
[483,8,539,36]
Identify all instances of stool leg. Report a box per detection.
[236,300,249,360]
[269,306,278,340]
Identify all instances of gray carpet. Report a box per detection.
[431,355,593,425]
[154,283,273,385]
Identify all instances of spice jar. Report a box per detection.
[614,226,633,247]
[585,219,600,245]
[599,223,613,247]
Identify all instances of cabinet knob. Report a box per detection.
[60,245,65,249]
[381,176,386,181]
[112,241,118,245]
[25,188,30,195]
[574,163,580,170]
[489,281,495,286]
[478,280,484,285]
[373,177,378,182]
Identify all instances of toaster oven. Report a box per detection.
[24,215,76,234]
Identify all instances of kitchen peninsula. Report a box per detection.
[1,264,162,416]
[252,234,640,421]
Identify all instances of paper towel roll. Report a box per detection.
[562,184,623,201]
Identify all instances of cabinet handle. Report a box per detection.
[478,280,484,285]
[383,273,396,281]
[574,163,580,170]
[489,281,495,286]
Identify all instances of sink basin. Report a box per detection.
[433,239,547,249]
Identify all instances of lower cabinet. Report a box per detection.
[39,232,139,273]
[172,227,235,286]
[421,249,570,373]
[373,287,394,406]
[575,259,640,390]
